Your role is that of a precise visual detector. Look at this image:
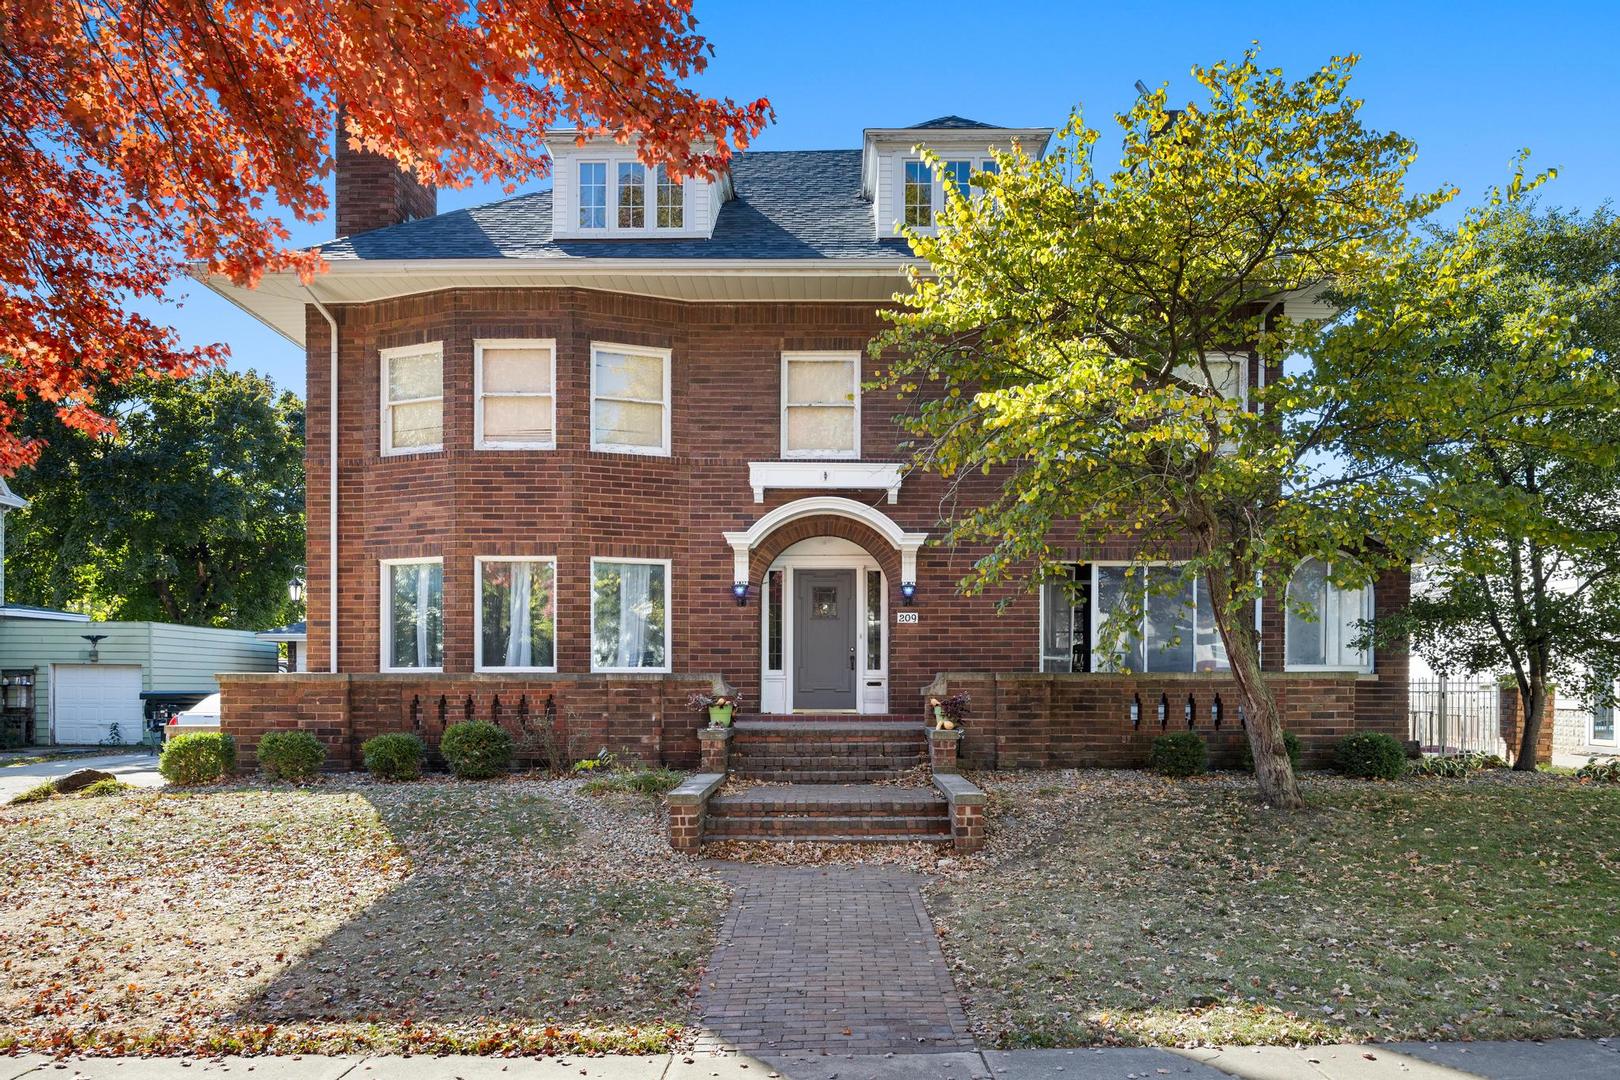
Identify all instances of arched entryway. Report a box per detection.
[724,498,927,714]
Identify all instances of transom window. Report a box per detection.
[782,351,859,459]
[591,558,670,672]
[1285,558,1373,671]
[380,342,443,455]
[1042,563,1230,674]
[617,162,646,228]
[382,558,443,671]
[476,557,557,671]
[591,343,671,455]
[578,162,607,229]
[475,339,555,449]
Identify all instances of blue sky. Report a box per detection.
[171,0,1620,395]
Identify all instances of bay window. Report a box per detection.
[591,343,671,455]
[782,351,859,458]
[1285,558,1373,671]
[382,558,443,671]
[475,339,555,449]
[380,342,443,455]
[476,558,556,671]
[591,558,670,672]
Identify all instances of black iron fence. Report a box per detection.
[1409,678,1506,757]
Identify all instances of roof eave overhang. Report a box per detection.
[191,256,926,349]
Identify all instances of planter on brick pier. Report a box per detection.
[927,727,963,774]
[698,725,733,773]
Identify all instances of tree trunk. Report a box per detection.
[1513,676,1547,771]
[1206,563,1305,808]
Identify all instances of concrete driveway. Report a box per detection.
[0,751,163,801]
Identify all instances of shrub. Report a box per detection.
[1411,751,1509,778]
[439,721,513,780]
[582,767,684,797]
[1238,731,1303,773]
[362,732,426,781]
[9,780,59,805]
[256,730,326,782]
[1150,732,1207,777]
[78,778,133,798]
[1335,732,1406,780]
[1575,757,1620,784]
[158,732,236,785]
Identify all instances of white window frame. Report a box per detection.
[654,164,685,229]
[780,350,861,460]
[1283,559,1375,674]
[899,156,1000,234]
[590,341,672,457]
[1590,682,1617,746]
[379,556,444,673]
[474,338,557,450]
[578,161,608,229]
[617,161,647,229]
[589,556,673,674]
[474,555,559,673]
[379,342,444,457]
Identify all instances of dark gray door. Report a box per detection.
[793,569,857,711]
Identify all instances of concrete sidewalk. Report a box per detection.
[3,1040,1615,1079]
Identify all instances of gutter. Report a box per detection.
[303,284,340,674]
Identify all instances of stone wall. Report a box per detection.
[924,671,1390,770]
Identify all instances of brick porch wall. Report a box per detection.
[925,671,1388,770]
[218,671,714,772]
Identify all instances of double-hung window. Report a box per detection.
[578,162,607,229]
[476,557,557,672]
[617,162,646,228]
[591,343,671,455]
[1285,558,1373,671]
[591,558,670,672]
[782,351,859,459]
[475,339,555,449]
[655,166,684,228]
[382,558,443,671]
[380,342,443,455]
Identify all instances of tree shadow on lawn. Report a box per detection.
[232,779,724,1033]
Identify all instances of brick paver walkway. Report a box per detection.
[697,863,973,1055]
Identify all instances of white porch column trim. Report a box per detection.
[723,496,929,584]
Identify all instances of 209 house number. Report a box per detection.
[895,611,919,624]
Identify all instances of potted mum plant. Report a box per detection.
[929,691,971,730]
[689,689,743,728]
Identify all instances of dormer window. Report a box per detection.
[900,157,1001,232]
[656,166,684,228]
[579,162,607,229]
[617,162,646,227]
[903,161,933,227]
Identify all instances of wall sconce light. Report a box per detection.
[731,582,750,607]
[899,581,917,605]
[81,634,108,663]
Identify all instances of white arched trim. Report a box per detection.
[723,496,929,584]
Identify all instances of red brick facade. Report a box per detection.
[226,284,1411,766]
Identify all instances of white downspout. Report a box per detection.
[304,285,340,673]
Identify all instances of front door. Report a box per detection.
[793,569,857,710]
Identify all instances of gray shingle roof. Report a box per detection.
[905,115,997,130]
[323,150,913,262]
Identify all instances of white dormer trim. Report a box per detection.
[546,132,732,241]
[860,125,1053,239]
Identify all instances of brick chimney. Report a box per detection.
[334,116,436,237]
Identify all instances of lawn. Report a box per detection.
[0,776,724,1056]
[926,770,1620,1049]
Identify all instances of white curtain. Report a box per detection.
[617,562,652,667]
[505,561,533,667]
[414,563,431,666]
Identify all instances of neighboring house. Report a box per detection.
[199,114,1409,771]
[257,621,308,672]
[0,478,280,747]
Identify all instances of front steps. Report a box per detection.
[729,716,928,783]
[704,783,952,843]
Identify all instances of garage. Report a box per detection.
[52,664,144,745]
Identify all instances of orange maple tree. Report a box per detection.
[0,0,769,472]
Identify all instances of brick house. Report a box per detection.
[202,114,1409,777]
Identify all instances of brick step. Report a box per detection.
[729,752,927,767]
[733,719,927,735]
[703,833,953,846]
[709,786,945,815]
[704,814,950,838]
[739,714,922,725]
[730,768,922,783]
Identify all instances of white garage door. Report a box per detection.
[53,664,144,746]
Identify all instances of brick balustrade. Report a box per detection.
[925,670,1393,771]
[667,772,725,854]
[218,671,715,772]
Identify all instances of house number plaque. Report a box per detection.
[895,611,919,624]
